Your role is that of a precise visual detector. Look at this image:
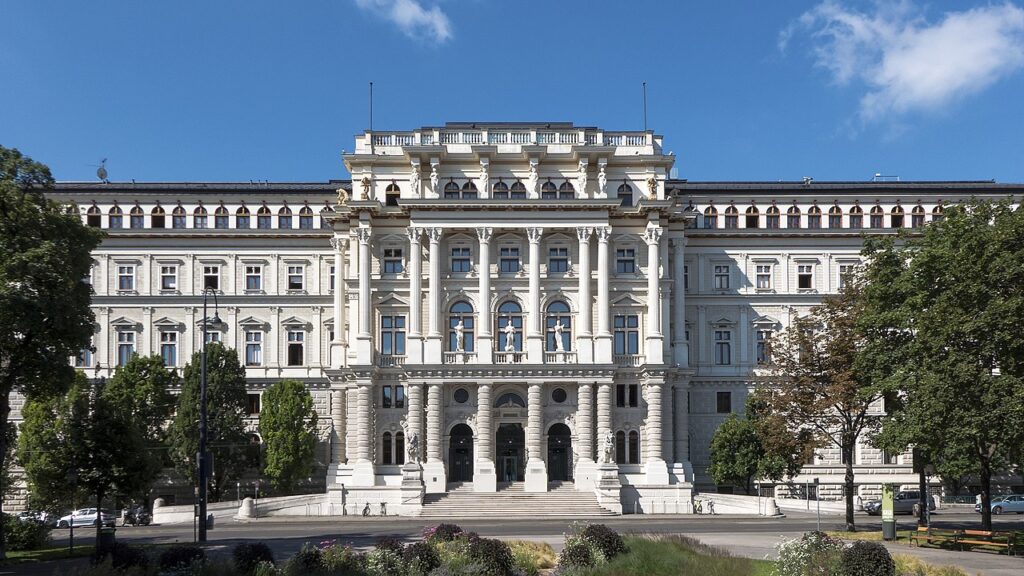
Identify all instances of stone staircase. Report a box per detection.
[420,482,617,518]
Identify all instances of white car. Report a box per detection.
[56,508,116,528]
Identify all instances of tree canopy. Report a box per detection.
[259,379,319,493]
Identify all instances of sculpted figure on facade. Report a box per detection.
[410,162,421,198]
[598,164,607,197]
[601,430,615,464]
[454,320,465,352]
[646,176,658,200]
[553,320,566,352]
[527,161,539,196]
[359,176,371,200]
[335,187,349,206]
[576,160,588,196]
[407,432,420,463]
[429,162,439,197]
[504,321,516,352]
[478,161,489,197]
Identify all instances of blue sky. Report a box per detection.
[2,0,1023,183]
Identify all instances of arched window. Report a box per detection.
[558,181,575,199]
[745,205,760,229]
[617,183,633,207]
[540,180,558,200]
[890,205,905,228]
[257,204,272,229]
[385,182,401,207]
[86,205,102,228]
[382,432,393,465]
[461,181,478,199]
[494,392,526,408]
[497,301,523,352]
[443,180,460,199]
[628,430,640,464]
[849,204,863,229]
[787,205,801,229]
[448,301,475,352]
[278,205,293,229]
[108,205,123,229]
[932,204,944,222]
[320,205,334,230]
[703,206,718,229]
[193,205,208,229]
[911,204,926,228]
[236,205,251,229]
[615,431,626,464]
[299,205,314,229]
[129,205,144,229]
[510,181,527,199]
[545,301,572,352]
[395,431,405,465]
[724,205,739,229]
[766,204,781,229]
[808,205,822,229]
[151,205,166,229]
[172,205,186,229]
[870,204,884,229]
[828,204,843,228]
[214,205,229,229]
[492,180,509,199]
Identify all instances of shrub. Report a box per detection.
[254,561,281,576]
[96,542,149,571]
[375,535,405,555]
[234,542,275,575]
[840,541,894,576]
[507,540,557,576]
[558,536,595,569]
[578,524,627,561]
[365,547,404,576]
[283,542,322,576]
[320,541,366,574]
[1,513,52,551]
[774,531,843,576]
[893,554,971,576]
[467,537,514,576]
[403,541,441,575]
[425,523,463,543]
[159,545,206,571]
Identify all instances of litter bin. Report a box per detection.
[98,527,117,555]
[206,513,215,531]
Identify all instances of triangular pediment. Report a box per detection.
[611,294,642,307]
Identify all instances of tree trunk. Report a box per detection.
[980,459,993,531]
[918,466,928,527]
[95,492,103,559]
[0,396,10,561]
[843,443,856,532]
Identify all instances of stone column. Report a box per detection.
[351,382,376,485]
[526,228,544,359]
[330,236,349,367]
[407,383,423,462]
[596,383,613,460]
[331,390,346,465]
[644,224,664,363]
[671,237,688,367]
[576,227,593,363]
[423,383,446,493]
[594,227,612,362]
[425,228,443,361]
[662,384,673,465]
[673,381,693,481]
[643,379,669,484]
[354,226,373,364]
[474,383,496,492]
[476,228,493,361]
[575,382,597,489]
[525,382,547,491]
[407,228,423,363]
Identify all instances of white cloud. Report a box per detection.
[355,0,453,44]
[783,1,1024,122]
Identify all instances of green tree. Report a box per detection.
[760,278,885,532]
[0,146,103,557]
[168,343,249,502]
[708,414,762,494]
[866,201,1024,531]
[259,380,319,493]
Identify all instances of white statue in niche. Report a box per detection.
[478,162,489,196]
[410,162,421,197]
[504,321,516,352]
[553,320,566,352]
[407,432,420,463]
[598,165,607,197]
[429,163,439,197]
[454,320,465,352]
[647,176,658,200]
[576,160,588,196]
[526,162,539,196]
[601,430,615,464]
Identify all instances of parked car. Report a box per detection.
[975,494,1024,514]
[56,508,116,528]
[16,511,57,526]
[864,491,936,515]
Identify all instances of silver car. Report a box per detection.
[864,491,936,515]
[975,494,1024,515]
[56,508,116,528]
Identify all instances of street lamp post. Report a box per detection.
[198,288,220,542]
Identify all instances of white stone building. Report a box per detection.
[11,122,1022,514]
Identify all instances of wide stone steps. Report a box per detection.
[420,482,616,518]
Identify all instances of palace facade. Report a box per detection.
[13,122,1023,514]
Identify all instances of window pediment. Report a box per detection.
[153,317,185,331]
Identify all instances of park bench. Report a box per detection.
[909,527,960,548]
[910,527,1019,555]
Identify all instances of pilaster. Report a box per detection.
[476,228,494,362]
[525,383,547,492]
[354,226,373,365]
[594,227,612,363]
[424,228,443,362]
[330,236,349,368]
[645,223,664,363]
[643,378,670,485]
[407,228,424,364]
[423,383,446,493]
[575,227,594,363]
[474,383,496,492]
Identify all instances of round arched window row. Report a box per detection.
[545,301,572,352]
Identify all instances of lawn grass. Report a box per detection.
[826,529,914,543]
[575,534,774,576]
[1,544,94,563]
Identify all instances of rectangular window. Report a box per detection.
[548,247,568,273]
[870,213,884,229]
[766,213,780,229]
[725,214,738,229]
[245,331,263,366]
[713,265,730,290]
[299,213,313,229]
[882,450,899,465]
[286,331,304,366]
[205,331,221,344]
[797,264,814,290]
[891,213,904,228]
[613,314,640,355]
[716,391,732,414]
[329,265,336,291]
[451,247,472,273]
[615,248,636,274]
[109,213,123,229]
[203,265,220,290]
[160,331,177,366]
[382,248,404,274]
[838,264,856,289]
[215,213,229,229]
[849,213,863,229]
[756,330,771,365]
[279,214,292,229]
[755,265,772,289]
[380,315,406,356]
[75,344,93,368]
[237,214,250,229]
[287,265,304,291]
[247,393,261,415]
[245,265,262,291]
[395,385,405,409]
[628,384,638,407]
[117,331,135,367]
[683,264,689,291]
[382,386,393,409]
[616,384,626,407]
[172,213,186,229]
[151,212,165,228]
[130,212,144,229]
[257,214,272,229]
[829,214,842,228]
[615,384,639,408]
[808,213,822,229]
[160,266,177,291]
[911,213,925,228]
[194,213,207,229]
[499,247,520,273]
[117,265,135,291]
[714,330,731,365]
[787,213,800,228]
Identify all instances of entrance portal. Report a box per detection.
[547,423,573,482]
[496,423,525,482]
[449,423,474,482]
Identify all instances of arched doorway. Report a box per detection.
[449,424,474,483]
[547,423,573,482]
[496,423,525,483]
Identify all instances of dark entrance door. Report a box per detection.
[449,423,474,482]
[496,423,525,482]
[547,423,573,482]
